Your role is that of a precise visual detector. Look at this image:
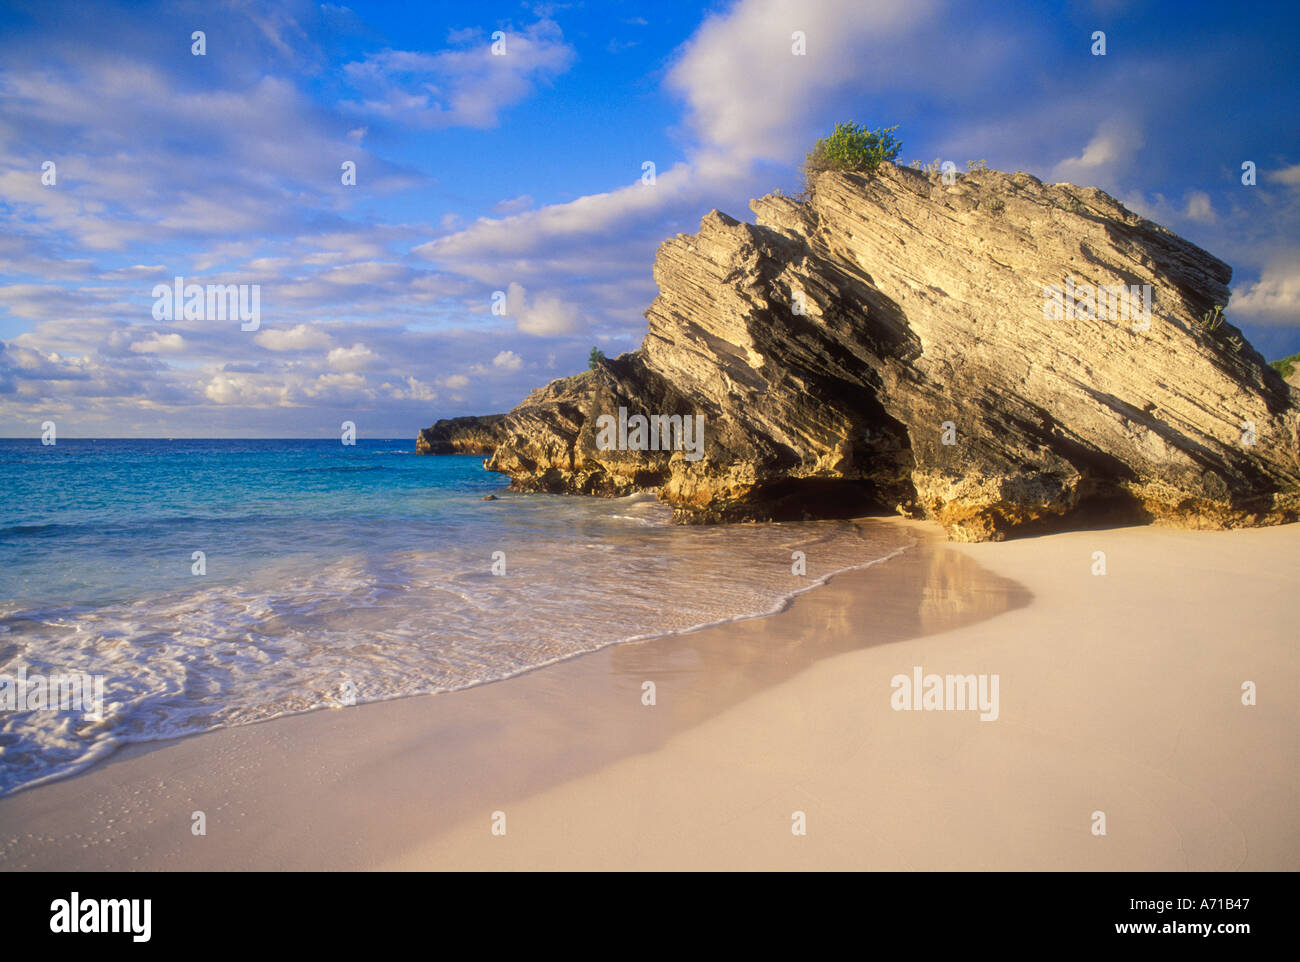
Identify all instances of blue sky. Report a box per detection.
[1,0,1297,437]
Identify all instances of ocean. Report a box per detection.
[0,438,912,795]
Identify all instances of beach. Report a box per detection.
[1,517,1296,871]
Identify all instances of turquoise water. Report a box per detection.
[1,439,500,607]
[0,438,911,795]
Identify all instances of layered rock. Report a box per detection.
[421,163,1300,541]
[416,415,510,454]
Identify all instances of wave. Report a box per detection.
[0,512,912,797]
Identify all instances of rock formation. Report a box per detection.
[416,415,509,454]
[420,163,1300,541]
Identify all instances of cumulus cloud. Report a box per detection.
[205,372,287,406]
[255,324,335,352]
[394,376,437,401]
[492,350,523,371]
[1183,190,1216,223]
[1052,117,1146,185]
[302,371,370,401]
[129,333,186,354]
[1233,254,1300,325]
[327,343,381,371]
[504,283,584,336]
[1270,163,1300,187]
[666,0,935,167]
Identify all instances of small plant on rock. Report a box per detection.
[1198,305,1225,334]
[1269,352,1299,379]
[803,122,902,191]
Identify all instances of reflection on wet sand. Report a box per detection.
[602,537,1031,739]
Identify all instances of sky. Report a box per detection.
[1,0,1297,438]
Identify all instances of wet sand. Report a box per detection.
[1,518,1295,870]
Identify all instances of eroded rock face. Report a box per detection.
[420,163,1300,541]
[416,415,510,454]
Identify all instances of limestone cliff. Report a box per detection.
[420,163,1300,541]
[416,415,510,454]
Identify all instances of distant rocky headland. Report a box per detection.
[419,162,1300,542]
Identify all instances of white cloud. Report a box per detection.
[398,376,437,401]
[204,372,290,406]
[130,333,185,353]
[327,342,380,371]
[442,374,470,389]
[419,165,696,265]
[1052,117,1146,184]
[317,261,407,286]
[492,350,523,371]
[1184,190,1216,224]
[255,323,334,351]
[1232,254,1300,324]
[666,0,935,167]
[301,371,370,401]
[102,264,168,280]
[492,194,534,215]
[505,282,584,336]
[295,231,394,264]
[0,60,373,253]
[1270,163,1300,187]
[340,19,574,129]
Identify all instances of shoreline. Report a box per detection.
[0,513,915,801]
[1,518,1296,870]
